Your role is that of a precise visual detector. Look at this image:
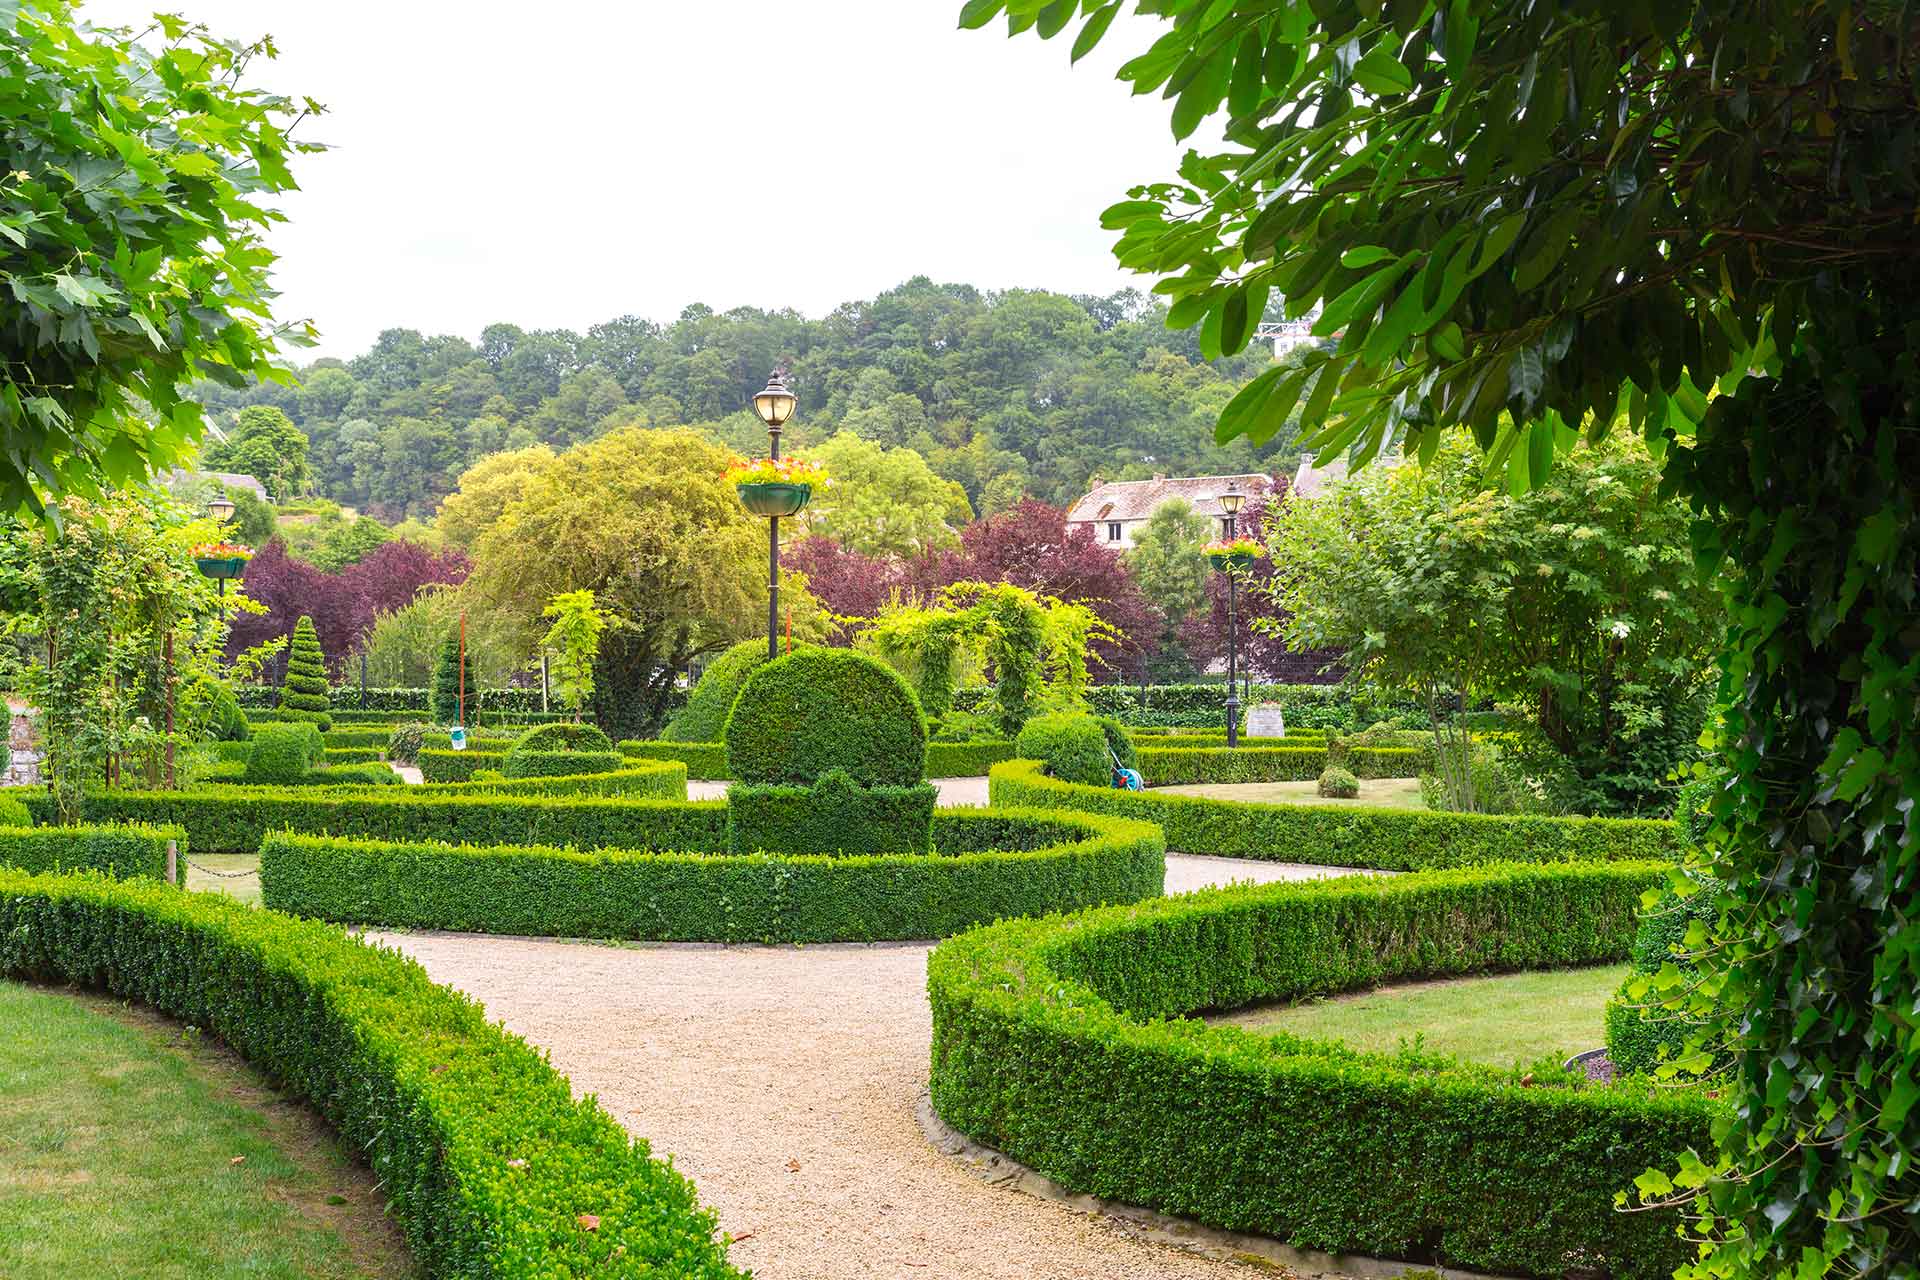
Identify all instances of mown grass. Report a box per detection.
[1153,776,1428,809]
[1212,963,1629,1068]
[0,978,414,1279]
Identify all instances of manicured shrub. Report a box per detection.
[989,760,1679,870]
[928,861,1719,1280]
[259,808,1165,944]
[513,722,616,754]
[728,769,937,856]
[1014,713,1110,787]
[418,748,504,783]
[1138,745,1328,784]
[1096,716,1137,773]
[0,823,183,881]
[244,722,322,783]
[1317,766,1359,798]
[0,870,742,1277]
[24,761,690,853]
[386,721,427,764]
[724,648,926,786]
[926,739,1016,777]
[429,628,478,725]
[620,738,1020,781]
[276,616,333,731]
[0,796,29,827]
[620,740,730,780]
[664,639,783,742]
[502,749,626,780]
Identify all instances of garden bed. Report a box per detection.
[927,861,1720,1279]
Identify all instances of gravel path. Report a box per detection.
[372,855,1356,1280]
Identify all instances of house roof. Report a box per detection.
[1289,450,1403,499]
[1066,472,1277,524]
[162,468,270,502]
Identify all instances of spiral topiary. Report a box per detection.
[277,615,332,732]
[723,649,926,787]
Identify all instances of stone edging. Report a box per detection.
[915,1091,1519,1280]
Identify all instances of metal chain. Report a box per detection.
[186,859,258,878]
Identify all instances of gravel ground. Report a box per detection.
[371,856,1356,1280]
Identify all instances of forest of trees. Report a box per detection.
[196,277,1291,521]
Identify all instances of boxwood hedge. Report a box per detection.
[927,861,1720,1279]
[260,808,1167,943]
[619,739,1018,780]
[503,749,625,780]
[0,869,741,1277]
[1132,744,1427,785]
[418,748,504,782]
[989,760,1678,869]
[728,770,937,855]
[724,649,926,786]
[0,823,184,881]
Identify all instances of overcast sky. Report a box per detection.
[83,0,1192,361]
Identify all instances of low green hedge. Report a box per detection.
[21,767,693,855]
[729,770,937,855]
[1015,713,1112,787]
[415,760,685,800]
[620,738,1019,780]
[261,808,1167,944]
[322,746,383,765]
[0,869,741,1276]
[503,749,626,780]
[246,722,323,783]
[247,708,571,727]
[1133,744,1426,785]
[989,760,1678,869]
[928,861,1719,1279]
[418,749,505,782]
[0,823,184,882]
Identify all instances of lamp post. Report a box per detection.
[1218,479,1246,747]
[750,370,798,660]
[203,497,238,597]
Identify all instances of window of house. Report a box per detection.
[1107,521,1123,541]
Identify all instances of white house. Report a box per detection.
[1065,472,1278,550]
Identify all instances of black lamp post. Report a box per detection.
[202,496,238,597]
[1218,479,1246,747]
[750,370,798,660]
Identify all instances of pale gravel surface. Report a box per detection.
[372,854,1358,1280]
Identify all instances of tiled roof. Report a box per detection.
[1065,472,1277,524]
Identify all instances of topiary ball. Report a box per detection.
[1316,766,1360,799]
[724,649,926,787]
[1015,713,1112,788]
[513,722,615,754]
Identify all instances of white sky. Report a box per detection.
[82,0,1193,360]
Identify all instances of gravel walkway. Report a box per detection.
[372,855,1356,1280]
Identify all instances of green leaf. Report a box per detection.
[957,0,1005,29]
[1352,46,1413,95]
[1070,2,1121,62]
[1431,321,1465,361]
[1341,246,1398,269]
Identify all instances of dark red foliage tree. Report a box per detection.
[911,498,1160,676]
[783,535,902,640]
[227,538,468,676]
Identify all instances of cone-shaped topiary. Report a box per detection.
[277,615,332,732]
[430,629,477,725]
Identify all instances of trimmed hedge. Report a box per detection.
[513,722,615,754]
[989,760,1679,870]
[0,869,741,1276]
[209,761,402,789]
[247,708,574,727]
[0,823,183,881]
[1132,743,1427,785]
[728,770,937,855]
[322,746,383,765]
[503,749,625,781]
[926,739,1016,776]
[1015,713,1111,787]
[418,749,504,783]
[663,639,780,742]
[620,740,729,780]
[278,616,332,731]
[928,861,1719,1279]
[21,764,691,854]
[237,685,559,714]
[246,722,323,782]
[259,808,1166,944]
[725,649,926,786]
[620,738,1018,781]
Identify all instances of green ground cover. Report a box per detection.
[0,979,413,1280]
[1212,963,1628,1068]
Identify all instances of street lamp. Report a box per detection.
[751,370,798,660]
[198,497,241,598]
[207,495,236,526]
[1218,479,1246,747]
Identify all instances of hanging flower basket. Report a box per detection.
[727,455,829,517]
[1204,536,1262,573]
[192,541,253,580]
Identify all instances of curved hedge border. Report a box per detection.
[0,823,183,881]
[261,808,1167,943]
[989,760,1677,869]
[1134,744,1427,784]
[928,862,1720,1279]
[418,748,503,782]
[620,739,1018,781]
[0,870,740,1276]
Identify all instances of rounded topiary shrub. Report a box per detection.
[664,640,783,743]
[514,722,615,754]
[277,616,332,732]
[245,722,322,783]
[724,649,926,787]
[1317,766,1360,799]
[1015,713,1111,788]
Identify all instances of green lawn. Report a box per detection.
[1212,964,1628,1068]
[184,853,262,906]
[0,979,413,1279]
[1152,776,1428,808]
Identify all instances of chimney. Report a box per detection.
[1089,473,1106,489]
[1152,472,1166,481]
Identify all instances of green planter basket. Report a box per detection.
[1207,551,1256,573]
[737,481,812,517]
[195,556,249,580]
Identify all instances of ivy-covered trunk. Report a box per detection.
[1669,309,1919,1271]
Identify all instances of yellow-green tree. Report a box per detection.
[805,431,974,558]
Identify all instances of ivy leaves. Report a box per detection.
[0,5,323,516]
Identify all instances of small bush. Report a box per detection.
[1317,766,1359,798]
[664,640,781,742]
[728,769,937,856]
[513,722,616,754]
[0,796,30,827]
[277,616,332,732]
[244,723,322,783]
[501,749,626,780]
[418,749,504,783]
[724,649,926,787]
[1015,713,1111,787]
[386,721,428,765]
[183,676,251,742]
[1605,870,1722,1075]
[620,740,730,780]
